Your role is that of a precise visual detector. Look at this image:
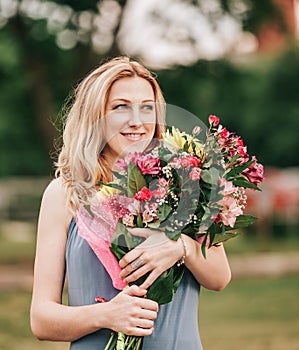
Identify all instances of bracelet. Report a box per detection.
[177,235,187,266]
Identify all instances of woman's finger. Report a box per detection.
[121,262,151,283]
[127,227,153,238]
[139,270,161,290]
[123,284,147,297]
[119,249,143,268]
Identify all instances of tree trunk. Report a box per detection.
[8,16,58,154]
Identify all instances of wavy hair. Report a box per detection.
[55,56,166,213]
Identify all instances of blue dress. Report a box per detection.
[66,219,203,350]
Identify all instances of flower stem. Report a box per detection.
[104,332,117,350]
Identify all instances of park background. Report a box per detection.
[0,0,298,349]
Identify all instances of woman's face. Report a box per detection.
[103,76,156,161]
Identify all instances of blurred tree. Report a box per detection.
[158,47,299,168]
[0,0,293,176]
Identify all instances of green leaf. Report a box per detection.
[146,266,184,304]
[232,177,261,190]
[201,167,220,186]
[157,203,172,222]
[165,229,181,241]
[112,170,126,180]
[110,222,143,258]
[147,221,161,229]
[136,214,143,227]
[200,234,208,258]
[213,231,241,245]
[127,162,147,197]
[229,214,257,229]
[226,159,255,179]
[201,169,212,184]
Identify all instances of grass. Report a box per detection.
[0,275,298,350]
[0,291,68,350]
[199,275,299,350]
[0,221,36,265]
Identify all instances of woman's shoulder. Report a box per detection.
[42,177,67,205]
[40,177,72,228]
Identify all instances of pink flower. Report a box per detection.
[209,115,220,127]
[142,203,159,225]
[151,187,167,199]
[192,125,202,135]
[175,155,200,167]
[127,200,140,215]
[151,178,169,199]
[126,152,143,165]
[218,196,243,227]
[115,158,129,171]
[186,155,200,167]
[217,125,230,146]
[243,156,265,186]
[137,154,161,175]
[158,178,168,187]
[122,213,135,227]
[134,186,152,201]
[238,146,248,158]
[189,167,202,181]
[218,178,237,196]
[142,210,158,225]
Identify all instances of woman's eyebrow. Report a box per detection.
[110,98,155,103]
[110,98,130,103]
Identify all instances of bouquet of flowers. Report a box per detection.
[76,115,264,350]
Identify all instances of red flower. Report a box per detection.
[95,296,107,303]
[134,187,152,201]
[137,154,161,175]
[217,126,230,146]
[177,155,200,167]
[243,156,265,186]
[209,115,220,127]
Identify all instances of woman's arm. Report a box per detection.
[30,178,158,342]
[119,229,231,292]
[181,235,231,291]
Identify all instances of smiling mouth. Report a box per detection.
[120,132,146,140]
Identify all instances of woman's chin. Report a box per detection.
[121,140,152,155]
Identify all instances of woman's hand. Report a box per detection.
[119,228,231,292]
[106,285,158,336]
[119,228,184,290]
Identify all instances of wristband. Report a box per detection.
[177,235,187,266]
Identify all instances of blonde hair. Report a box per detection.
[55,56,166,213]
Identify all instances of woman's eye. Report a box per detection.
[141,104,154,111]
[113,104,129,110]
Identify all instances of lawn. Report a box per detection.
[199,275,299,350]
[0,275,298,350]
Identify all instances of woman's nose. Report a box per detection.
[128,104,142,127]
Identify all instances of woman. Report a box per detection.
[30,56,231,349]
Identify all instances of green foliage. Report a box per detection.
[0,31,51,176]
[1,3,299,177]
[127,163,147,198]
[158,48,299,168]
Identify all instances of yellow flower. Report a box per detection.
[96,183,121,201]
[162,127,204,158]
